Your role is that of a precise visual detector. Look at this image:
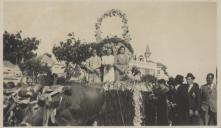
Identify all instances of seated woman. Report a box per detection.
[114,46,130,81]
[101,47,115,82]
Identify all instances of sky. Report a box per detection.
[4,1,217,84]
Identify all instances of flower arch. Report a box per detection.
[95,9,132,43]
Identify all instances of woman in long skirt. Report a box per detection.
[102,47,115,82]
[114,46,130,81]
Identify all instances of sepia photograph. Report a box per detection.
[2,0,219,126]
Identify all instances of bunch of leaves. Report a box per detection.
[20,57,51,82]
[3,30,40,65]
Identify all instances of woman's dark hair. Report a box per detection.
[167,77,175,86]
[185,73,195,80]
[117,46,125,54]
[158,79,166,85]
[106,47,113,55]
[175,75,184,85]
[91,48,97,56]
[91,48,97,53]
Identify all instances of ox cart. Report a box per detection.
[3,81,158,126]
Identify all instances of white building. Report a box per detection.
[51,62,66,77]
[38,54,55,67]
[129,45,168,80]
[3,61,23,85]
[36,54,66,77]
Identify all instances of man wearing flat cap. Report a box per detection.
[177,73,200,125]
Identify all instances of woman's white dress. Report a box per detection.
[102,55,115,82]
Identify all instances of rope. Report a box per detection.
[116,90,125,126]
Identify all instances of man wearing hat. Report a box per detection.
[153,79,170,125]
[169,75,184,125]
[177,73,200,125]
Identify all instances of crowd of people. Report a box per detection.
[152,73,217,126]
[81,45,217,126]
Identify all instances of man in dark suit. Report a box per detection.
[171,75,184,125]
[153,79,169,125]
[200,73,217,125]
[177,73,200,125]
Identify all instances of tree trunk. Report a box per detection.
[15,57,18,65]
[21,55,24,64]
[65,62,70,80]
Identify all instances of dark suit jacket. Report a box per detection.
[178,83,201,112]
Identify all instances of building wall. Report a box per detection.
[3,66,22,77]
[3,65,23,85]
[129,60,168,80]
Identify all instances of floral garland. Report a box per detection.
[133,86,143,126]
[95,9,132,43]
[102,81,152,92]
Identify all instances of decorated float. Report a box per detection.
[92,9,159,126]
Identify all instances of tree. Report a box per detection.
[20,57,51,83]
[3,30,40,65]
[53,32,93,65]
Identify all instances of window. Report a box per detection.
[145,69,155,76]
[157,70,160,74]
[149,69,155,76]
[4,72,9,74]
[145,69,150,74]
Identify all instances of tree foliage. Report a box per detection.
[20,57,51,82]
[3,30,40,65]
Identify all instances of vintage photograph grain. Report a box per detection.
[3,0,218,126]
